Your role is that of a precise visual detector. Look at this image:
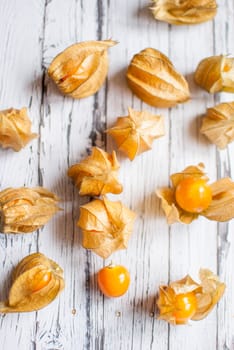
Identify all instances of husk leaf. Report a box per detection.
[106,107,165,160]
[0,253,64,313]
[192,269,226,320]
[0,108,37,151]
[170,163,208,187]
[78,197,136,258]
[194,55,234,93]
[0,187,60,234]
[48,40,117,99]
[200,102,234,149]
[156,187,198,224]
[68,147,123,196]
[151,0,217,25]
[126,48,190,108]
[202,178,234,221]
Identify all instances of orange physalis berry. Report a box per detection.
[97,263,130,298]
[175,177,212,213]
[30,270,52,292]
[173,292,197,324]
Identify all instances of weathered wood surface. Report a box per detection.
[0,1,234,349]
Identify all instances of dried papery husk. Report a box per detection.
[202,178,234,222]
[200,102,234,149]
[170,163,209,187]
[156,187,199,224]
[0,108,37,151]
[0,187,60,234]
[48,40,117,99]
[157,269,225,325]
[78,196,136,258]
[67,147,122,196]
[0,253,64,313]
[156,163,234,224]
[194,55,234,93]
[106,108,165,160]
[151,0,217,25]
[126,48,190,108]
[192,269,226,320]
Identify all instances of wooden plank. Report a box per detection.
[168,15,218,350]
[103,1,170,349]
[214,1,234,349]
[33,1,105,349]
[0,1,45,349]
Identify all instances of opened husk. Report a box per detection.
[0,108,37,151]
[202,178,234,222]
[157,269,225,325]
[126,48,190,108]
[0,187,60,234]
[156,163,234,224]
[78,196,136,258]
[68,147,123,196]
[151,0,217,25]
[106,108,165,160]
[200,102,234,149]
[0,253,64,313]
[48,40,117,98]
[194,55,234,93]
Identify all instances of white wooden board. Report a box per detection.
[0,1,234,349]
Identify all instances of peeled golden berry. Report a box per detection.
[175,177,212,213]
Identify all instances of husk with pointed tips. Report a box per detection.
[48,40,117,99]
[78,196,136,258]
[194,55,234,93]
[0,108,37,151]
[126,48,190,108]
[151,0,217,25]
[200,102,234,149]
[68,147,123,196]
[0,187,60,234]
[157,269,225,325]
[0,253,64,313]
[106,108,165,160]
[156,163,234,224]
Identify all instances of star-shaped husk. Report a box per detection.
[156,163,234,224]
[0,187,60,234]
[106,108,165,160]
[157,269,225,325]
[67,147,123,196]
[77,196,136,258]
[200,102,234,149]
[0,253,64,313]
[0,108,37,151]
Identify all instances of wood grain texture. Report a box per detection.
[0,0,234,349]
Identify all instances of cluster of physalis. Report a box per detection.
[0,10,233,324]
